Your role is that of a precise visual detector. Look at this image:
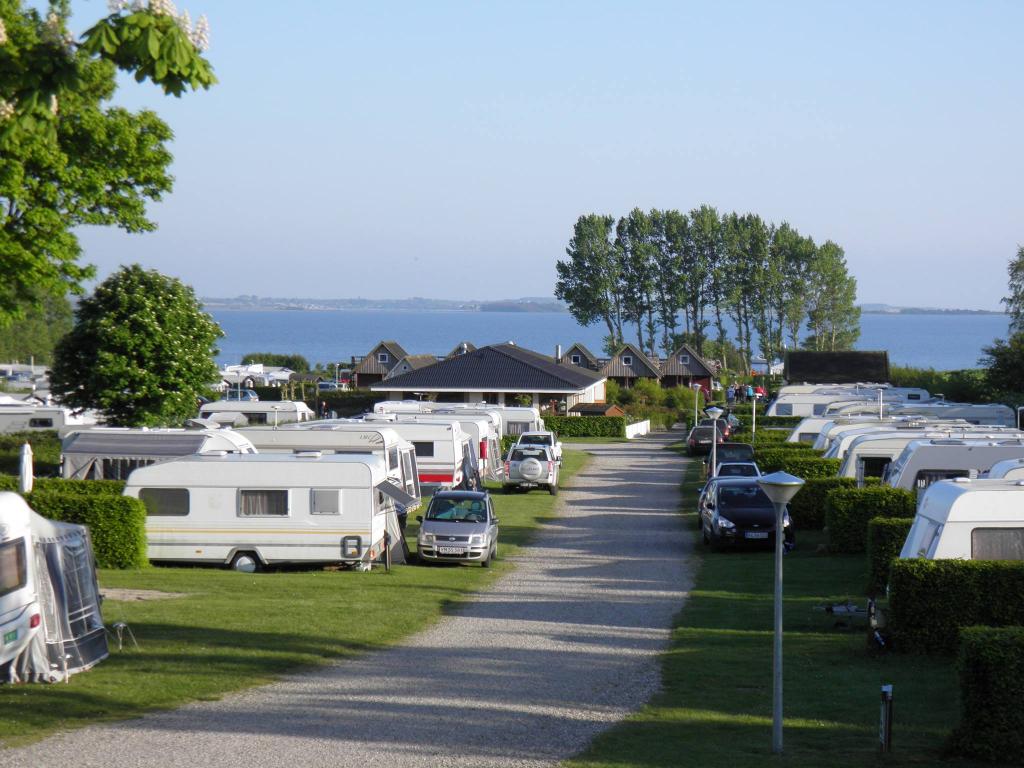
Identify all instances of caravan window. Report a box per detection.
[507,422,530,436]
[971,528,1024,561]
[915,469,969,492]
[139,488,190,516]
[387,446,400,470]
[0,538,27,598]
[244,412,268,425]
[239,489,288,517]
[310,489,341,515]
[29,418,53,428]
[775,404,793,416]
[860,457,891,479]
[413,441,434,458]
[812,404,827,416]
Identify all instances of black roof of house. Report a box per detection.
[784,351,890,384]
[370,343,605,392]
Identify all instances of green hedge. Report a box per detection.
[542,416,626,438]
[951,627,1024,763]
[0,476,125,495]
[866,517,914,595]
[729,430,790,445]
[24,491,148,569]
[0,430,63,475]
[753,451,839,479]
[305,390,378,417]
[786,477,858,530]
[824,486,915,553]
[888,560,1024,653]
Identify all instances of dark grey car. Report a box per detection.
[416,490,498,567]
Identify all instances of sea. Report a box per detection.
[209,309,1011,372]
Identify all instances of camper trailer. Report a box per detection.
[824,424,1021,462]
[124,453,409,570]
[0,493,107,683]
[885,439,1024,494]
[0,398,99,434]
[61,425,257,480]
[372,420,477,490]
[901,478,1024,561]
[373,401,544,437]
[373,413,502,481]
[198,400,315,427]
[237,424,421,507]
[987,458,1024,480]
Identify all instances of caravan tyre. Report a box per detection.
[230,551,260,573]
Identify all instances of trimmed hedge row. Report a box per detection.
[865,517,914,595]
[951,626,1024,763]
[729,430,790,445]
[754,453,840,478]
[888,560,1024,653]
[0,476,125,495]
[542,416,626,438]
[786,477,858,530]
[824,486,915,553]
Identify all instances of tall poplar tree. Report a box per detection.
[555,214,625,350]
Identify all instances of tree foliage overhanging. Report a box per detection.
[50,264,222,426]
[981,245,1024,402]
[555,206,860,367]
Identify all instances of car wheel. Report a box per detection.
[481,550,491,568]
[501,485,513,494]
[230,551,260,573]
[548,483,558,496]
[702,523,710,546]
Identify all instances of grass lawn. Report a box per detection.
[0,450,587,747]
[567,459,978,768]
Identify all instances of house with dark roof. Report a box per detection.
[659,343,714,390]
[561,342,601,371]
[599,343,662,388]
[385,354,441,380]
[352,341,407,388]
[370,343,606,410]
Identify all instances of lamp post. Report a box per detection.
[752,387,757,437]
[691,382,702,433]
[271,404,282,429]
[335,362,340,386]
[706,405,724,478]
[756,470,805,755]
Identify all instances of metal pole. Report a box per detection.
[694,386,699,434]
[752,392,757,437]
[773,500,785,754]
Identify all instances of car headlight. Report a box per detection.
[419,533,434,544]
[716,515,735,530]
[469,534,485,545]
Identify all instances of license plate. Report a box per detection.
[438,546,467,555]
[3,629,16,644]
[745,531,769,540]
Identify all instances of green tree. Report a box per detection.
[556,214,625,347]
[689,205,725,365]
[0,290,71,364]
[0,0,215,326]
[803,241,861,351]
[982,246,1024,399]
[1002,244,1024,333]
[50,264,222,426]
[616,208,659,355]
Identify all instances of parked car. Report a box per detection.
[416,490,498,567]
[687,425,723,456]
[318,381,349,392]
[700,478,794,551]
[514,430,563,462]
[223,389,259,402]
[503,444,559,495]
[703,442,755,475]
[700,417,732,439]
[715,461,761,478]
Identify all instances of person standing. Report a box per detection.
[745,383,755,401]
[726,384,736,406]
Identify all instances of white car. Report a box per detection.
[514,430,562,463]
[503,445,559,495]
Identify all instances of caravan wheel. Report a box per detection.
[230,551,261,573]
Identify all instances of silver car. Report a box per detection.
[416,491,498,567]
[503,445,559,495]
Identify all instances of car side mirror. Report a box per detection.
[415,515,423,523]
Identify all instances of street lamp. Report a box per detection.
[706,405,723,478]
[756,470,805,755]
[271,404,282,429]
[691,382,703,433]
[751,386,757,437]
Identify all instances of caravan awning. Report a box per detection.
[377,480,418,508]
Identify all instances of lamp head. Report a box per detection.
[757,471,805,505]
[705,405,724,419]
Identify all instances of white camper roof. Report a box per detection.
[199,400,314,415]
[986,458,1024,479]
[239,424,410,450]
[916,478,1024,524]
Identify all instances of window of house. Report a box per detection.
[571,354,581,365]
[622,355,633,366]
[310,489,341,515]
[413,441,435,458]
[679,355,689,365]
[28,418,53,428]
[139,488,190,516]
[239,489,289,517]
[971,528,1024,560]
[378,352,389,363]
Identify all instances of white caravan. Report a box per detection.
[124,453,408,570]
[823,424,1020,461]
[373,413,502,482]
[61,425,256,480]
[198,400,315,427]
[373,401,544,437]
[986,458,1024,480]
[885,439,1024,494]
[901,478,1024,560]
[824,401,1016,427]
[0,398,98,434]
[237,424,420,507]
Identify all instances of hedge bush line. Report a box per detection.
[951,626,1024,763]
[0,430,62,475]
[888,560,1024,653]
[865,517,914,595]
[0,476,125,495]
[752,451,839,478]
[542,416,626,438]
[24,491,147,569]
[824,486,915,553]
[786,477,858,530]
[729,430,789,445]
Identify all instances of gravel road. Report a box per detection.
[5,433,693,768]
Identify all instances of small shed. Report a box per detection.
[569,403,626,417]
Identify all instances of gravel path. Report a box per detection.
[5,433,693,768]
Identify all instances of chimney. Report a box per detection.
[555,344,562,363]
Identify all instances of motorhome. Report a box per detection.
[123,453,408,570]
[198,400,315,427]
[61,425,256,480]
[0,493,107,683]
[0,397,99,434]
[986,457,1024,480]
[237,423,420,507]
[885,439,1024,494]
[901,478,1024,560]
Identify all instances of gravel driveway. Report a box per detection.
[4,433,693,768]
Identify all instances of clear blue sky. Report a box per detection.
[70,0,1023,308]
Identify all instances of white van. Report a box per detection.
[198,400,315,426]
[124,453,409,570]
[901,478,1024,560]
[61,425,256,480]
[237,424,420,507]
[885,439,1024,494]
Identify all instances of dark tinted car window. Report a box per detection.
[719,486,773,509]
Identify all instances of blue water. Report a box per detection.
[209,309,1010,371]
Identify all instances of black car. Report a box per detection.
[700,479,794,550]
[703,442,755,474]
[686,425,724,456]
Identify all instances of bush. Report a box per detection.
[751,445,837,477]
[304,390,378,417]
[866,517,914,595]
[630,378,665,407]
[889,560,1024,654]
[824,486,915,553]
[542,416,626,438]
[730,430,791,445]
[950,627,1024,762]
[0,430,62,476]
[786,477,858,530]
[25,491,147,569]
[0,476,125,495]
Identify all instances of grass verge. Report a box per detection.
[0,450,587,747]
[567,458,974,768]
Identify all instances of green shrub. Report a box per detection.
[0,476,125,495]
[752,448,838,479]
[0,430,62,476]
[825,486,916,553]
[866,517,914,595]
[542,416,626,438]
[950,627,1024,762]
[304,390,378,417]
[731,430,791,446]
[631,378,665,407]
[25,491,148,569]
[786,477,858,530]
[888,560,1024,653]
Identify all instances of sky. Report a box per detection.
[67,0,1024,308]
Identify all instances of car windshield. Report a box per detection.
[719,464,756,477]
[718,486,773,509]
[426,498,489,522]
[518,435,551,445]
[510,448,547,462]
[718,445,754,461]
[690,427,716,438]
